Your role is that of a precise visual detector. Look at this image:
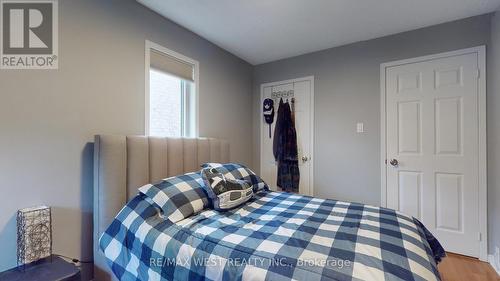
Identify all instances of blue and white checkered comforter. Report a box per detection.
[100,191,445,281]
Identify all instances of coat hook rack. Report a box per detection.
[271,90,294,99]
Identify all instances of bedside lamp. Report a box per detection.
[17,206,52,267]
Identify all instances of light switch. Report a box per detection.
[357,122,364,133]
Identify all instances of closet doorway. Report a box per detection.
[380,47,487,260]
[260,76,314,196]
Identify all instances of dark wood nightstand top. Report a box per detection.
[0,256,81,281]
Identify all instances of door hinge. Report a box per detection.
[478,232,482,241]
[476,69,480,79]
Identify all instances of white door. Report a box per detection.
[260,77,314,196]
[384,51,483,257]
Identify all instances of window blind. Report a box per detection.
[150,50,194,82]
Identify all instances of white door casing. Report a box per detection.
[260,76,314,196]
[381,47,487,261]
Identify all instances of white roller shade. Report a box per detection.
[150,50,194,82]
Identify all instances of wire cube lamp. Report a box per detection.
[17,205,52,268]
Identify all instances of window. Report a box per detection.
[146,41,198,137]
[149,69,190,137]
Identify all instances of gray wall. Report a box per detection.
[253,13,500,256]
[253,13,492,232]
[489,10,500,257]
[253,14,491,206]
[0,0,253,275]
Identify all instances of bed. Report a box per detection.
[93,135,445,281]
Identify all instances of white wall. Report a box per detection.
[0,0,253,277]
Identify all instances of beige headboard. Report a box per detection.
[93,135,229,281]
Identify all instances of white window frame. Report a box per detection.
[145,40,199,137]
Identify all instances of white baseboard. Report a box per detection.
[488,255,500,276]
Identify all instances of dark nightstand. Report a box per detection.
[0,256,81,281]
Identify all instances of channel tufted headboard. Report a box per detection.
[93,135,230,281]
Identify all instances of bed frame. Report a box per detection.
[93,135,230,280]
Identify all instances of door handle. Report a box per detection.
[302,156,309,163]
[389,159,399,167]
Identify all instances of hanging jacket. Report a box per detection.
[273,98,285,161]
[273,98,300,192]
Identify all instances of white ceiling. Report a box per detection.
[138,0,500,65]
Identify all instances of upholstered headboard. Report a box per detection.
[93,135,230,281]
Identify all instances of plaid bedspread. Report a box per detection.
[100,191,444,281]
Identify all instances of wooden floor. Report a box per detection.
[438,253,499,281]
